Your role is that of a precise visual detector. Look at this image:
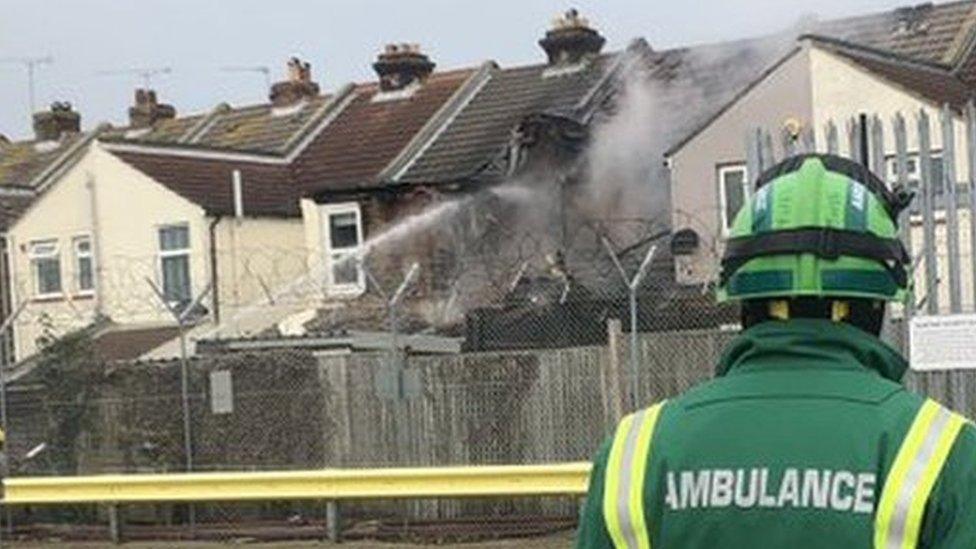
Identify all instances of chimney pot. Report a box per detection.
[128,88,176,129]
[539,8,606,65]
[32,101,81,141]
[270,57,320,107]
[372,43,435,92]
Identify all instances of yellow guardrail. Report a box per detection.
[3,462,592,505]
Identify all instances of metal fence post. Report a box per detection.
[918,110,939,314]
[826,121,839,155]
[893,113,914,342]
[870,115,886,179]
[848,116,861,163]
[108,504,124,544]
[941,104,963,313]
[602,238,657,408]
[325,500,341,542]
[178,329,194,474]
[145,279,212,532]
[966,101,976,311]
[746,128,761,184]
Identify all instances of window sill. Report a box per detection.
[325,286,366,299]
[32,294,65,303]
[71,293,95,301]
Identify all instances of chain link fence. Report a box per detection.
[0,215,745,543]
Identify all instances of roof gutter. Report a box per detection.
[99,140,288,165]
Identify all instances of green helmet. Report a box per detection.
[717,154,912,304]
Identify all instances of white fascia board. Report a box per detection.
[99,140,288,165]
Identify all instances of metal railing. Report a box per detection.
[2,462,591,505]
[1,462,591,542]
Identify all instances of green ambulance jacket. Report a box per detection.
[577,319,976,548]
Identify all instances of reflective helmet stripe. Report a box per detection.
[602,401,666,549]
[874,399,966,549]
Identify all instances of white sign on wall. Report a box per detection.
[910,314,976,371]
[209,370,234,414]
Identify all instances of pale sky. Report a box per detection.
[2,0,910,139]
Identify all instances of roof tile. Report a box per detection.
[814,0,976,63]
[0,133,87,189]
[111,152,299,217]
[293,69,476,192]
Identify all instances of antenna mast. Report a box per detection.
[0,56,54,113]
[96,66,173,89]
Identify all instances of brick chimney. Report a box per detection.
[128,89,176,128]
[372,44,435,92]
[269,57,320,107]
[539,9,606,65]
[32,102,81,141]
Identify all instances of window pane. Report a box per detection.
[329,213,360,250]
[162,255,191,303]
[331,253,359,285]
[36,257,61,294]
[78,256,93,291]
[723,169,746,228]
[159,226,190,251]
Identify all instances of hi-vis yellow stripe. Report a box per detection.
[874,399,967,549]
[603,401,666,549]
[603,414,635,549]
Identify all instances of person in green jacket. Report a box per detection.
[577,154,976,548]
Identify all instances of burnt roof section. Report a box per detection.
[398,54,618,184]
[811,34,974,108]
[111,151,299,217]
[402,35,794,184]
[293,68,476,193]
[813,0,976,63]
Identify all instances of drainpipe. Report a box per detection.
[85,173,105,316]
[0,235,12,363]
[208,216,222,324]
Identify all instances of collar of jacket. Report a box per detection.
[716,319,908,382]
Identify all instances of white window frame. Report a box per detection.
[717,164,750,234]
[320,202,365,296]
[72,234,95,295]
[157,223,192,306]
[28,238,63,299]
